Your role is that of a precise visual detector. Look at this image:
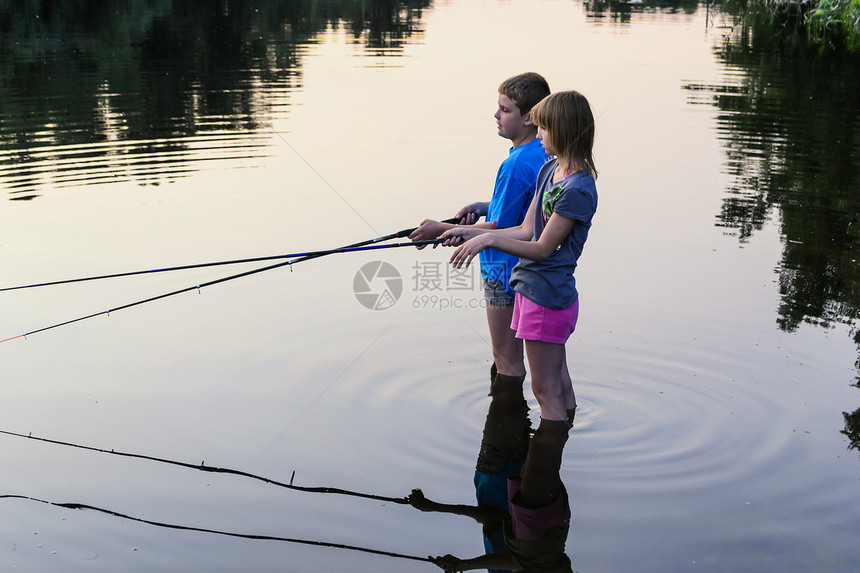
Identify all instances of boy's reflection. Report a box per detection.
[409,366,573,572]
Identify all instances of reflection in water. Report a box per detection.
[0,429,430,563]
[409,366,573,572]
[0,493,429,562]
[682,7,860,451]
[583,0,702,25]
[0,0,429,199]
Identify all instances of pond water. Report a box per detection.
[1,1,859,572]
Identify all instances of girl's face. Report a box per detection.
[537,125,555,156]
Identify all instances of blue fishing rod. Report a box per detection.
[0,219,458,292]
[0,218,460,343]
[1,240,443,343]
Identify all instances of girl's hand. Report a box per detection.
[409,219,444,249]
[449,234,492,268]
[407,488,436,512]
[439,226,481,247]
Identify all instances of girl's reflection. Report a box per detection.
[409,365,573,572]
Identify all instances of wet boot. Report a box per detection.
[517,417,570,509]
[489,361,498,393]
[566,406,577,430]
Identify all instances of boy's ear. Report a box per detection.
[523,112,535,126]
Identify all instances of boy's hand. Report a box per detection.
[455,202,487,224]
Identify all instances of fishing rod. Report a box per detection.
[1,494,430,562]
[0,429,407,504]
[0,218,460,292]
[0,238,445,343]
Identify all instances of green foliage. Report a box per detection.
[732,0,860,51]
[806,0,860,51]
[704,3,860,383]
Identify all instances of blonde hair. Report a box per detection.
[531,91,597,177]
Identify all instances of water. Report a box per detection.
[1,1,859,571]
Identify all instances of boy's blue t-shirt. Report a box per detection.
[479,138,547,295]
[510,160,598,310]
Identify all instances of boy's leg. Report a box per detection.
[483,370,530,447]
[486,304,526,377]
[524,340,575,422]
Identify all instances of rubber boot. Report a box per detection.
[566,406,577,430]
[489,361,498,394]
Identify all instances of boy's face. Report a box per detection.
[494,93,532,142]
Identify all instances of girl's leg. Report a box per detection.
[486,304,526,377]
[524,340,575,422]
[560,352,577,416]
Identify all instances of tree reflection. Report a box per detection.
[0,0,429,198]
[582,0,702,25]
[682,10,860,452]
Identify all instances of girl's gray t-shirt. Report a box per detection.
[509,160,598,310]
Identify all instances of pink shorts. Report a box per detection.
[510,293,579,344]
[507,476,571,541]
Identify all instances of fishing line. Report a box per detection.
[0,238,444,343]
[1,494,428,562]
[254,324,392,462]
[269,127,383,238]
[0,429,407,504]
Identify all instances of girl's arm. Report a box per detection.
[439,193,537,246]
[446,210,575,269]
[430,552,521,572]
[409,219,495,243]
[409,200,493,244]
[407,489,503,526]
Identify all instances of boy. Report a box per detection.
[411,72,550,385]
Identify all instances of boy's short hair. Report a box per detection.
[498,73,551,116]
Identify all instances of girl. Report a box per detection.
[440,90,597,427]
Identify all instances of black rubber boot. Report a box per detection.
[566,406,577,429]
[517,417,570,509]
